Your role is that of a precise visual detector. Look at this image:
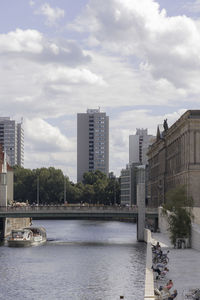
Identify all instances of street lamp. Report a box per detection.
[37,176,39,206]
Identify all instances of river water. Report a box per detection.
[0,220,146,300]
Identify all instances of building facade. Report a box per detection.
[148,110,200,207]
[120,163,140,206]
[77,108,109,182]
[0,117,24,167]
[0,144,13,206]
[129,129,155,165]
[120,128,154,206]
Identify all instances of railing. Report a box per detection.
[0,205,139,213]
[0,206,158,220]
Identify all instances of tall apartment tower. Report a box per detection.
[77,108,109,182]
[129,129,155,165]
[0,117,24,167]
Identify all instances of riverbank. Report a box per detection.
[152,232,200,300]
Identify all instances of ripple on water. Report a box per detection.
[0,220,146,300]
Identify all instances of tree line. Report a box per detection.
[13,166,120,205]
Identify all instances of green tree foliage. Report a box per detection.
[14,166,68,204]
[105,177,120,205]
[162,185,193,245]
[13,166,35,203]
[82,184,95,204]
[14,167,120,205]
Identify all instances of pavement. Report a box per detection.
[152,232,200,300]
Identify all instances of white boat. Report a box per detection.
[7,227,47,247]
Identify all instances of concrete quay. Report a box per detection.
[152,232,200,300]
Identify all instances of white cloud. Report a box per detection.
[36,3,65,26]
[29,0,35,7]
[0,28,43,53]
[0,38,195,123]
[46,66,106,86]
[24,118,75,152]
[0,29,90,67]
[25,151,77,180]
[24,118,77,180]
[71,0,200,90]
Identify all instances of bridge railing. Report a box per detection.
[0,205,139,213]
[0,206,158,217]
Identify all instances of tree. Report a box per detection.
[13,166,35,203]
[14,166,72,204]
[14,167,120,206]
[82,184,94,204]
[162,185,193,246]
[105,178,120,205]
[32,167,66,204]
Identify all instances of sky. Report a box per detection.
[0,0,200,182]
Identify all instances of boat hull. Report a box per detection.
[7,239,33,247]
[7,227,47,247]
[7,237,47,247]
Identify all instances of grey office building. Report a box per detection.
[0,117,24,167]
[77,109,109,182]
[129,129,155,165]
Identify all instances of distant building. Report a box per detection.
[0,144,13,206]
[120,163,140,206]
[77,108,109,182]
[129,129,155,165]
[120,128,154,206]
[0,117,24,167]
[148,110,200,207]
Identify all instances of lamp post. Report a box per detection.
[114,180,116,206]
[37,176,39,206]
[64,177,66,204]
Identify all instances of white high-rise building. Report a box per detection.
[129,129,155,165]
[0,117,24,167]
[77,108,109,182]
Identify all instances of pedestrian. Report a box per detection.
[159,279,173,292]
[165,280,173,291]
[168,289,177,299]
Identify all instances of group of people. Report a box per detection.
[152,242,177,300]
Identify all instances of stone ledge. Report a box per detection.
[144,229,155,300]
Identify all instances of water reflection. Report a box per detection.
[0,220,146,300]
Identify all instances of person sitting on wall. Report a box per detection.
[168,289,178,299]
[159,279,173,292]
[152,265,169,280]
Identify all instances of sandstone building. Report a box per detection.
[147,110,200,207]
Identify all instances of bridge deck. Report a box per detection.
[0,206,158,219]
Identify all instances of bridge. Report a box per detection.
[0,205,158,220]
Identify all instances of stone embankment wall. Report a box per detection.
[144,229,155,300]
[190,208,200,251]
[4,218,31,237]
[192,207,200,225]
[158,207,169,236]
[191,224,200,251]
[158,206,200,252]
